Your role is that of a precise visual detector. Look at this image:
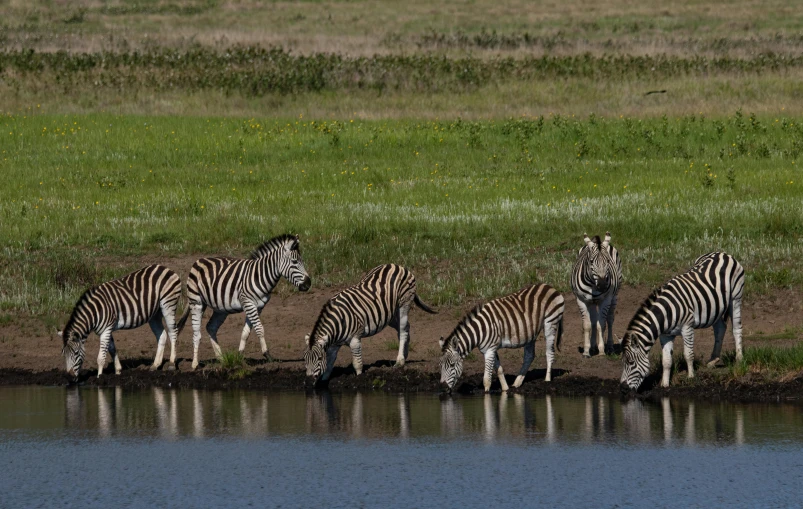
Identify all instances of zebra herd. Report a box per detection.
[59,232,744,392]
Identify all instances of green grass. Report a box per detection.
[1,112,802,320]
[725,344,803,377]
[216,350,249,379]
[744,327,802,342]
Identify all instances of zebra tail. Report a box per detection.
[413,294,438,314]
[175,292,190,334]
[555,316,563,353]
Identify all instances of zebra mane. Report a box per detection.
[62,287,94,343]
[442,303,485,353]
[624,285,664,337]
[308,300,336,348]
[250,234,297,260]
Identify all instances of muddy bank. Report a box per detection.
[2,364,801,403]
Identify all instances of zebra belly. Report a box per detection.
[499,338,528,349]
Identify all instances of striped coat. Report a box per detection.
[439,284,565,392]
[186,234,311,369]
[620,252,744,390]
[59,264,187,378]
[571,232,623,357]
[304,264,436,381]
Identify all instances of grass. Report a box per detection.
[2,112,803,321]
[725,344,803,378]
[216,350,249,380]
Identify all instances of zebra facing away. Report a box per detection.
[187,234,311,370]
[303,264,437,382]
[59,264,188,379]
[439,284,565,393]
[620,251,744,391]
[571,232,622,357]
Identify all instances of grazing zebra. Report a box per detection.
[439,283,565,393]
[59,264,188,379]
[303,264,437,381]
[186,234,311,370]
[571,232,622,357]
[620,251,744,390]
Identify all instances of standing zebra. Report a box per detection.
[303,264,437,382]
[571,232,622,357]
[59,264,188,379]
[439,283,565,393]
[186,234,311,370]
[620,251,744,390]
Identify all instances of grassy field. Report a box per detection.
[1,112,802,321]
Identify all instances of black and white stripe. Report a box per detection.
[571,232,623,357]
[303,264,436,381]
[186,234,311,369]
[439,284,565,392]
[620,251,745,390]
[59,264,187,378]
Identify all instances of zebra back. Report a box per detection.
[571,232,622,302]
[442,283,565,356]
[621,251,744,389]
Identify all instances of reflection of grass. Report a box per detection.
[725,344,803,378]
[216,351,250,380]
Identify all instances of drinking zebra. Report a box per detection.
[303,264,437,381]
[439,283,565,392]
[571,232,622,357]
[620,251,744,390]
[186,234,311,370]
[59,264,188,379]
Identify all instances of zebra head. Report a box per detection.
[438,337,464,392]
[280,235,311,292]
[620,331,650,391]
[584,232,614,293]
[58,329,85,379]
[303,334,326,379]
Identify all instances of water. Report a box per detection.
[1,387,801,508]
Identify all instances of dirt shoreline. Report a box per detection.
[2,363,802,404]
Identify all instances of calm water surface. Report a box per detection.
[1,386,801,508]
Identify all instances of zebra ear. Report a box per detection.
[583,234,594,248]
[304,333,311,348]
[602,232,611,248]
[57,330,63,337]
[289,235,300,251]
[438,337,445,349]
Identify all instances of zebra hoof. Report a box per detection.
[262,352,275,363]
[582,353,591,359]
[166,363,176,372]
[706,358,722,368]
[149,364,159,372]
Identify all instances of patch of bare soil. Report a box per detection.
[1,285,802,402]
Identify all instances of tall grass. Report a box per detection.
[726,344,803,377]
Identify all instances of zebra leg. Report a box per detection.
[243,302,270,361]
[660,335,675,388]
[681,325,696,379]
[494,352,509,392]
[577,298,593,357]
[107,334,122,375]
[514,341,535,388]
[732,296,744,363]
[544,320,558,382]
[707,319,727,368]
[97,329,113,377]
[394,306,411,367]
[349,337,364,375]
[321,345,340,381]
[205,311,227,360]
[161,301,179,370]
[482,349,497,392]
[602,293,617,353]
[591,304,605,355]
[190,303,205,371]
[149,317,167,371]
[238,317,252,353]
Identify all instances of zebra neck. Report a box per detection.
[255,251,282,290]
[452,331,477,358]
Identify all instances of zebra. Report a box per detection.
[303,264,437,382]
[620,251,744,391]
[186,234,311,370]
[58,264,188,379]
[439,283,565,393]
[571,232,622,357]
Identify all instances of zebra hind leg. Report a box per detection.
[707,319,727,368]
[731,296,744,363]
[190,303,205,371]
[149,317,167,371]
[160,300,179,371]
[393,307,411,367]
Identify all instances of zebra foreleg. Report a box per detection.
[514,341,535,387]
[577,298,593,357]
[238,318,252,353]
[149,318,167,371]
[544,321,558,382]
[394,307,411,367]
[601,293,617,353]
[160,302,179,370]
[321,345,340,381]
[495,352,509,392]
[349,337,364,375]
[107,334,122,375]
[205,311,227,360]
[660,335,675,388]
[190,303,205,371]
[97,329,113,377]
[681,325,696,378]
[243,302,270,361]
[707,319,727,368]
[590,304,605,355]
